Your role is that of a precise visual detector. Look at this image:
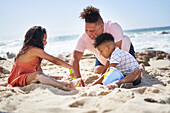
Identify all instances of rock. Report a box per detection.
[65,54,71,58]
[82,54,95,59]
[161,53,167,57]
[6,52,16,59]
[153,54,165,60]
[144,98,166,104]
[155,51,166,55]
[136,52,150,61]
[137,59,150,66]
[166,54,170,60]
[144,51,156,58]
[0,66,10,74]
[142,55,150,61]
[135,52,140,57]
[161,31,170,34]
[147,47,154,50]
[138,53,147,56]
[0,66,3,73]
[0,57,6,60]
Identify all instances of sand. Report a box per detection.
[0,57,170,113]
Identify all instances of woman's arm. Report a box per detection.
[70,50,84,78]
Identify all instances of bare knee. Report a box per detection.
[94,66,104,74]
[26,71,44,84]
[34,71,43,76]
[34,71,47,80]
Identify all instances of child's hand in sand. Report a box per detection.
[69,72,76,79]
[62,78,82,91]
[68,69,78,79]
[72,78,84,88]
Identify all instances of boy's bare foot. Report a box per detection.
[120,83,134,89]
[140,63,145,77]
[106,83,118,89]
[106,80,120,89]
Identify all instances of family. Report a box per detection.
[8,6,144,91]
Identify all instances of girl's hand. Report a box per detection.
[68,69,76,79]
[69,72,75,79]
[69,69,81,79]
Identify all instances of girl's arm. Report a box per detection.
[32,47,72,69]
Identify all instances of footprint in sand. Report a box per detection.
[131,87,159,94]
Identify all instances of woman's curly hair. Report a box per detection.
[80,6,103,24]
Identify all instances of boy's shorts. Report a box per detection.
[132,77,141,86]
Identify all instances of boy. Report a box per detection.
[91,33,144,88]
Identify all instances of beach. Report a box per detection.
[0,51,170,113]
[1,0,170,112]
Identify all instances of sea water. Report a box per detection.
[0,26,170,59]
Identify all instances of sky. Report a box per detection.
[0,0,170,40]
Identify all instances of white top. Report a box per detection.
[108,47,139,75]
[75,20,131,65]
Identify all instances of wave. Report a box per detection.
[124,26,170,33]
[49,35,78,42]
[0,26,170,59]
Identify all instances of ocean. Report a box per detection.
[0,26,170,59]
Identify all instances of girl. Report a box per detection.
[8,26,78,91]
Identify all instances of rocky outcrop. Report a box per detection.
[0,57,6,60]
[6,52,16,59]
[161,31,170,34]
[135,50,169,66]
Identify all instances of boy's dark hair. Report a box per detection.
[94,33,114,48]
[80,6,103,24]
[15,26,46,62]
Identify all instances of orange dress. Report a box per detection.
[8,57,39,87]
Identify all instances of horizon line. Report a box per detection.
[124,25,170,32]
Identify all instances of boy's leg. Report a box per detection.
[26,71,77,91]
[94,58,104,74]
[108,64,145,88]
[107,70,141,89]
[119,64,145,86]
[118,69,141,86]
[132,63,145,85]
